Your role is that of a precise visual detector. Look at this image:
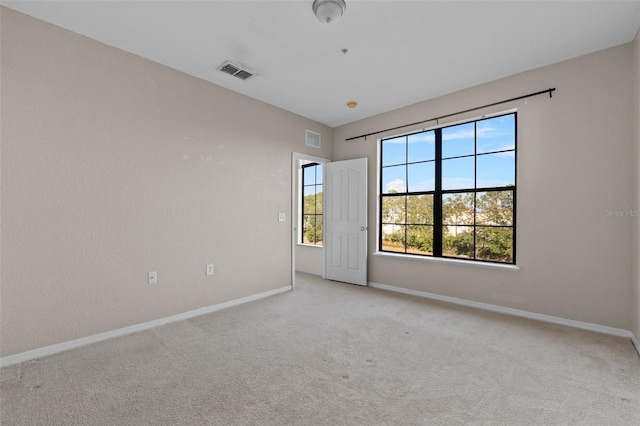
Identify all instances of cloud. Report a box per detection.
[476,126,497,136]
[384,136,406,145]
[385,178,406,193]
[408,132,435,144]
[442,177,475,190]
[442,129,475,141]
[476,122,515,148]
[478,144,516,158]
[493,148,515,158]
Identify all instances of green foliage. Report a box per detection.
[443,193,474,225]
[303,192,322,215]
[476,227,512,262]
[443,231,474,258]
[387,231,405,245]
[407,226,433,253]
[303,192,323,245]
[477,190,513,226]
[382,195,404,224]
[305,216,323,244]
[381,190,513,262]
[382,194,434,254]
[407,195,433,224]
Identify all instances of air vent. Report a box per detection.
[234,70,253,81]
[218,61,254,81]
[305,130,321,149]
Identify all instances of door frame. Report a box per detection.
[291,152,330,289]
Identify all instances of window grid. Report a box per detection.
[380,112,516,264]
[301,163,323,246]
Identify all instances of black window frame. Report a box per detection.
[379,112,517,265]
[301,162,323,246]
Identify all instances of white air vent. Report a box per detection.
[305,130,321,149]
[218,61,254,81]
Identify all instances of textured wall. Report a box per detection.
[633,29,640,342]
[295,245,324,276]
[334,43,636,330]
[0,8,332,357]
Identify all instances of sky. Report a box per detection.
[382,114,515,193]
[303,163,323,197]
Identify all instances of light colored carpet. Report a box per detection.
[1,272,639,425]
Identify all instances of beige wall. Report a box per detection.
[1,7,637,359]
[0,8,332,357]
[295,246,324,276]
[633,29,640,341]
[334,43,636,330]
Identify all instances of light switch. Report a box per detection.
[278,212,286,222]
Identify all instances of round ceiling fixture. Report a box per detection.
[312,0,346,24]
[346,101,358,109]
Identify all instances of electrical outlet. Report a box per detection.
[278,212,286,222]
[206,264,214,276]
[148,271,157,284]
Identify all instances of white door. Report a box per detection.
[324,158,368,286]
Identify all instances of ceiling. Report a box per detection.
[3,1,640,127]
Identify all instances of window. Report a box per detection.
[301,163,323,246]
[380,112,516,264]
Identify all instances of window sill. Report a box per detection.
[297,243,324,249]
[372,251,519,272]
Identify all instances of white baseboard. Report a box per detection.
[0,285,292,368]
[632,333,640,356]
[369,281,639,355]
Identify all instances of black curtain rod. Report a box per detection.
[345,87,556,141]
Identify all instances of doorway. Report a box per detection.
[291,154,369,288]
[291,152,329,288]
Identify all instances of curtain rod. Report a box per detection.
[345,87,556,141]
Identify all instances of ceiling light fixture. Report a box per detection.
[312,0,346,24]
[347,101,357,108]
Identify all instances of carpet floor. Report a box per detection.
[1,273,639,425]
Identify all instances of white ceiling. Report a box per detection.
[3,1,640,127]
